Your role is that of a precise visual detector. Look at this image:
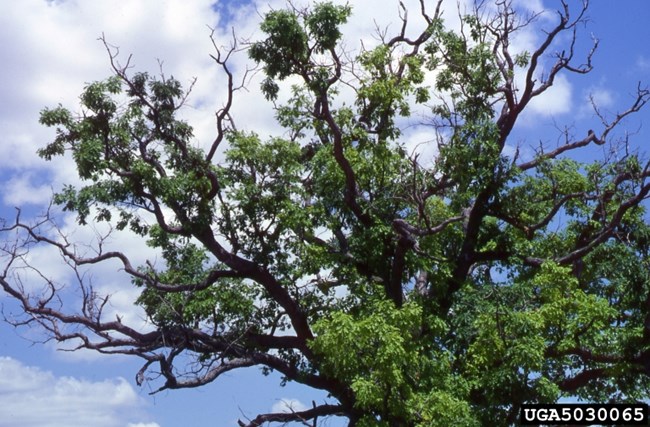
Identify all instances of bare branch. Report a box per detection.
[206,27,252,162]
[237,404,344,427]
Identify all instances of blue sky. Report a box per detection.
[0,1,649,426]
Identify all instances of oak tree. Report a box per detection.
[2,1,650,425]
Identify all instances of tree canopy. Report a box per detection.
[2,0,650,425]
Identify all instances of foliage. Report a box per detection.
[2,1,650,426]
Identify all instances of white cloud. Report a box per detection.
[512,0,545,14]
[523,74,573,118]
[566,81,617,120]
[0,0,227,194]
[403,126,440,166]
[0,357,157,427]
[2,174,54,206]
[588,88,615,109]
[271,398,309,414]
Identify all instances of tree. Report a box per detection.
[2,0,650,425]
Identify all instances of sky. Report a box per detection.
[0,1,649,426]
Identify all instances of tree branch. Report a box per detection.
[238,403,344,427]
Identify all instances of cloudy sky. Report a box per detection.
[0,0,649,426]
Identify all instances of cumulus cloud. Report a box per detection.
[2,174,54,206]
[271,398,309,414]
[0,357,158,427]
[521,74,573,120]
[588,88,615,109]
[0,0,227,185]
